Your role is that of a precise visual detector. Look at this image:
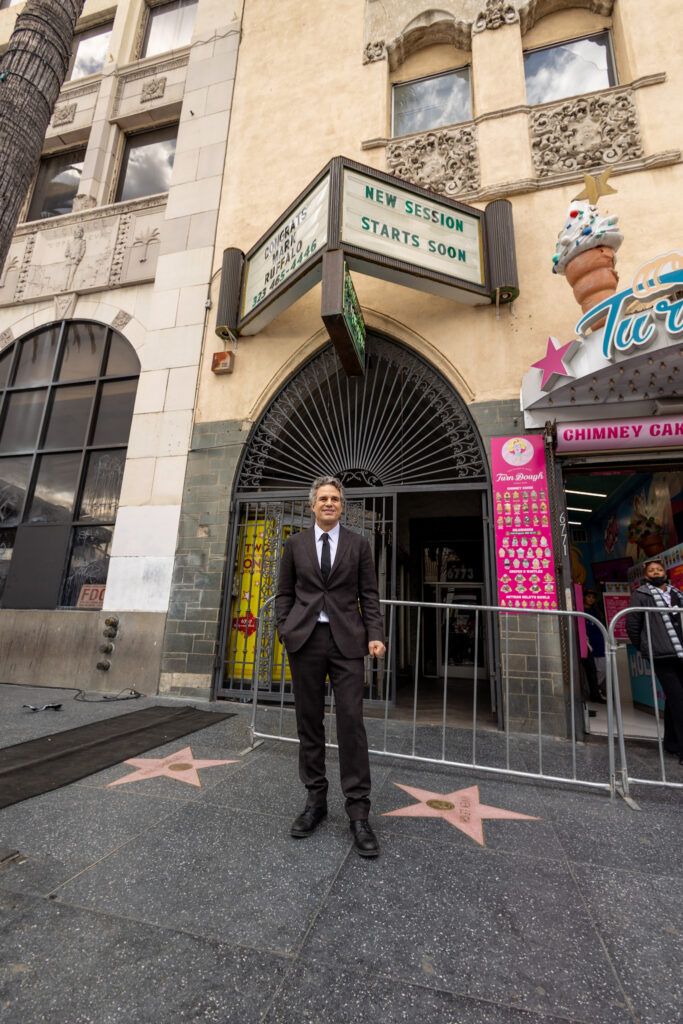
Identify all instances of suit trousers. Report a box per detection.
[287,623,371,820]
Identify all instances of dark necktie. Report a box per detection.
[320,533,331,582]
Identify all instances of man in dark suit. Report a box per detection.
[626,557,683,764]
[275,476,386,856]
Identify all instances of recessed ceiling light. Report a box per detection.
[565,488,607,498]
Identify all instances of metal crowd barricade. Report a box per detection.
[249,596,618,796]
[608,606,683,793]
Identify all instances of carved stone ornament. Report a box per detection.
[111,310,132,332]
[52,102,77,127]
[109,214,133,287]
[473,0,519,32]
[530,88,644,177]
[15,235,36,302]
[363,40,386,63]
[385,10,471,72]
[0,328,13,351]
[0,255,18,289]
[73,193,97,212]
[54,292,77,320]
[518,1,615,36]
[141,76,167,103]
[387,125,480,198]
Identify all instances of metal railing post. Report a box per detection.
[644,614,667,783]
[472,608,479,765]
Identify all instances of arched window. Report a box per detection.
[0,320,139,609]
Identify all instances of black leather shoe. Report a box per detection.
[291,804,327,837]
[350,819,380,857]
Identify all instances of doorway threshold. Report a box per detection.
[586,701,660,741]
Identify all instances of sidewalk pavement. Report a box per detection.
[0,682,681,1024]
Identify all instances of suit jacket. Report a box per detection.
[626,584,683,660]
[275,525,385,658]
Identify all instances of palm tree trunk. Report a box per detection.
[0,0,85,272]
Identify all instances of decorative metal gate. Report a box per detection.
[215,333,491,701]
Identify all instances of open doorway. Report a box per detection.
[564,461,683,738]
[391,490,498,728]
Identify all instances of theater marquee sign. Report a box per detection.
[216,156,519,339]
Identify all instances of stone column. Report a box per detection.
[104,10,242,685]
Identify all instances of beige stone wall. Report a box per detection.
[201,0,682,427]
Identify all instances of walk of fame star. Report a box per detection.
[106,746,239,788]
[383,783,540,847]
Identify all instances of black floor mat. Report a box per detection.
[0,705,235,809]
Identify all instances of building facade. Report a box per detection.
[1,0,680,737]
[0,0,241,689]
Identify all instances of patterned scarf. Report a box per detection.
[646,582,683,659]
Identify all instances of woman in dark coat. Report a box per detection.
[626,558,683,763]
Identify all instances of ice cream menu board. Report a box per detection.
[491,436,558,610]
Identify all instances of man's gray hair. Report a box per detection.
[309,476,345,506]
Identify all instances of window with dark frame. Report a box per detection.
[0,321,139,610]
[115,124,177,203]
[142,0,198,58]
[69,22,113,80]
[26,148,86,222]
[524,30,617,105]
[392,66,472,137]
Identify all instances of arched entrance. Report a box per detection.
[215,333,498,722]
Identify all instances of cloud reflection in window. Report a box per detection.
[524,33,615,106]
[71,27,112,80]
[393,67,471,136]
[118,129,177,202]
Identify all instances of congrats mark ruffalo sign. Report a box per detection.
[242,175,330,318]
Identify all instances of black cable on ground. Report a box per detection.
[73,689,142,703]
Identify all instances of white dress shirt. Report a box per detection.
[314,521,339,622]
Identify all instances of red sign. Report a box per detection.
[232,611,258,637]
[490,436,558,610]
[77,584,106,609]
[603,592,630,639]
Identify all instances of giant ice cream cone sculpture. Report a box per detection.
[552,171,623,328]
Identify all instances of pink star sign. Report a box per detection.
[383,783,540,847]
[106,746,239,788]
[531,335,579,391]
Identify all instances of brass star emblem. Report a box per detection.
[573,168,617,205]
[383,783,540,847]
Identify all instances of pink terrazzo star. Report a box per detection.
[383,783,540,847]
[107,746,239,788]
